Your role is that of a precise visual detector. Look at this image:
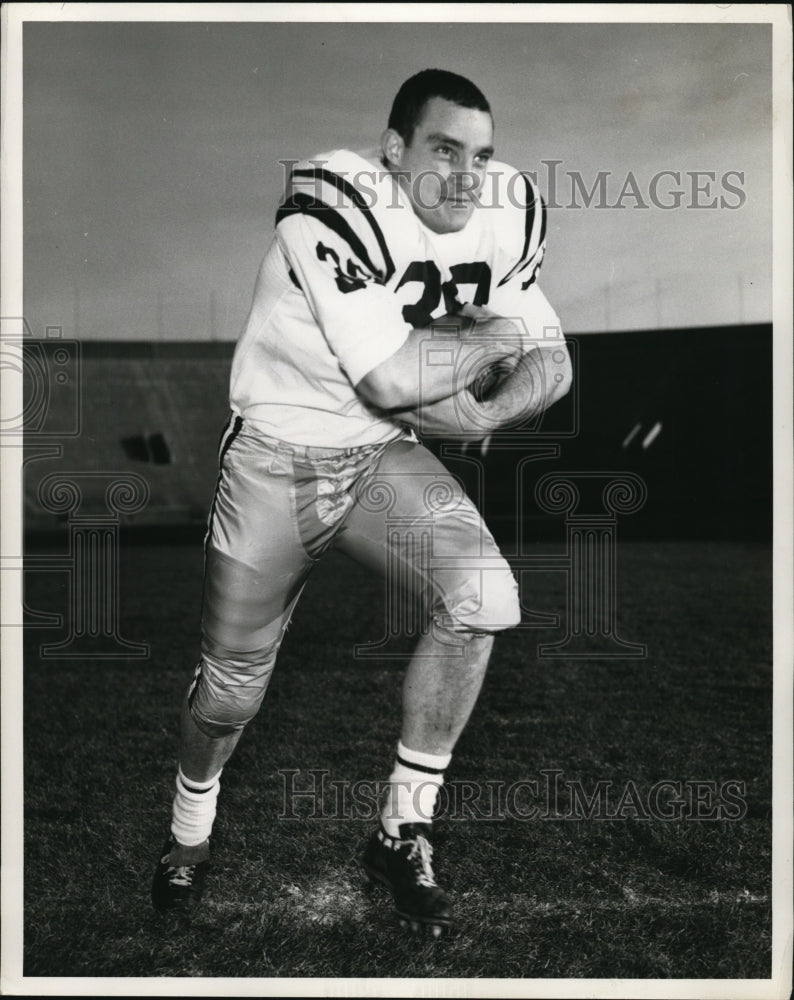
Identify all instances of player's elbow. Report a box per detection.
[538,341,572,405]
[554,347,573,399]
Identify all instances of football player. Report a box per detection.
[152,69,571,936]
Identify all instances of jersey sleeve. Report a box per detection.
[275,162,410,386]
[487,170,561,347]
[494,281,564,347]
[493,171,547,291]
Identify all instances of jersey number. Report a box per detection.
[315,243,493,327]
[316,241,368,293]
[397,260,492,327]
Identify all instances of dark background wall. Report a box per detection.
[22,325,772,541]
[459,324,773,543]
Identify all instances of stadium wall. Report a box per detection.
[20,325,772,540]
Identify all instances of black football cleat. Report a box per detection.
[362,823,453,936]
[151,837,210,914]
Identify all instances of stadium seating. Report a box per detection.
[21,326,772,540]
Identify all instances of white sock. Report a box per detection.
[170,767,222,847]
[381,741,451,837]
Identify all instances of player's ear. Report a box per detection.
[381,128,405,168]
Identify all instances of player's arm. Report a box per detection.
[392,335,572,440]
[463,300,572,417]
[392,295,571,439]
[355,312,525,411]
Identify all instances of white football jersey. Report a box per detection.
[229,149,561,447]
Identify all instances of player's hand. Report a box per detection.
[429,310,524,388]
[473,318,527,381]
[454,309,524,362]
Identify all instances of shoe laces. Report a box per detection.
[407,834,437,888]
[161,855,196,889]
[169,864,195,888]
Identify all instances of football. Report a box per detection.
[467,353,523,402]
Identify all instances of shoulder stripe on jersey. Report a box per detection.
[497,174,544,287]
[291,168,395,282]
[277,193,385,281]
[515,195,547,279]
[538,193,547,246]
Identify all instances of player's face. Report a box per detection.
[387,97,495,235]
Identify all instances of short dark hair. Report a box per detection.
[388,69,492,145]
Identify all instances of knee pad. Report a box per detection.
[433,556,521,635]
[192,564,302,738]
[188,640,279,738]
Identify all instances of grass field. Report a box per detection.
[21,538,772,980]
